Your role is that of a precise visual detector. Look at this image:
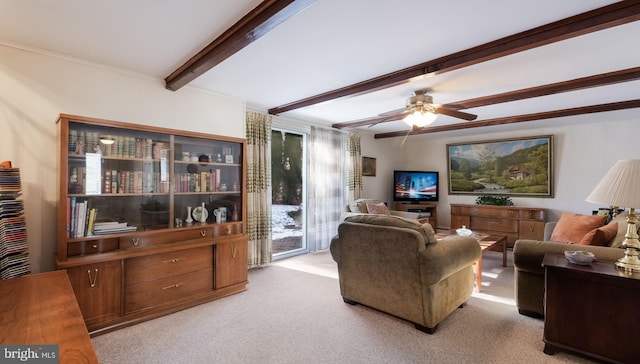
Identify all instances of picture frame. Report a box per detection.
[224,155,234,164]
[362,156,376,177]
[447,135,554,197]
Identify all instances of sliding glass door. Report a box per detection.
[271,129,306,258]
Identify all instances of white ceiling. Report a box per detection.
[1,0,638,136]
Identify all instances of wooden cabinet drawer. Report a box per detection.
[471,216,518,233]
[68,238,118,256]
[519,221,546,240]
[470,206,518,219]
[125,246,212,284]
[119,228,212,249]
[66,260,122,326]
[212,222,243,237]
[519,209,547,221]
[125,268,213,313]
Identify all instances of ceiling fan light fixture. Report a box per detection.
[403,108,438,127]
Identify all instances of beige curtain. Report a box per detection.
[307,126,346,251]
[245,111,272,266]
[346,133,363,202]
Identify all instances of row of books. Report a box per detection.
[67,198,138,238]
[69,130,159,160]
[174,170,221,193]
[69,168,170,195]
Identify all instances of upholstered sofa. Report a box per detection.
[340,198,425,222]
[330,214,481,333]
[513,211,629,317]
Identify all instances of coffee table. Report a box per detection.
[434,230,507,291]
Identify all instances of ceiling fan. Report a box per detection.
[379,89,478,128]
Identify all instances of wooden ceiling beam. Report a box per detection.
[373,99,640,139]
[454,66,640,109]
[270,1,640,115]
[332,66,640,129]
[165,0,316,91]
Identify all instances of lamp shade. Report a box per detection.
[586,159,640,208]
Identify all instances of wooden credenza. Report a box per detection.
[0,270,99,363]
[450,204,546,248]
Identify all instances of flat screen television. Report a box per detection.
[393,170,439,203]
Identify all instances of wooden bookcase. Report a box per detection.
[56,114,248,335]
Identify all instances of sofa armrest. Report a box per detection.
[544,222,556,241]
[419,236,481,285]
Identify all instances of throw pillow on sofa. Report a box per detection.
[349,198,384,213]
[550,213,607,244]
[578,222,618,246]
[366,202,390,215]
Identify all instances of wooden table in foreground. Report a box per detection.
[0,270,98,363]
[435,230,507,291]
[542,254,640,363]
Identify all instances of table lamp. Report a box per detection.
[586,159,640,272]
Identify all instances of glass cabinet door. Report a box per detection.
[173,135,242,226]
[66,122,171,237]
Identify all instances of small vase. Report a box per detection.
[185,206,193,224]
[199,202,207,223]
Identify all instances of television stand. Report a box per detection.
[393,203,437,228]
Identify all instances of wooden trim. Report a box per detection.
[374,99,640,139]
[165,0,316,91]
[270,2,640,115]
[59,113,246,143]
[333,67,640,129]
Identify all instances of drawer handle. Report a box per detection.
[92,244,98,249]
[131,238,140,246]
[529,224,535,232]
[87,268,99,288]
[162,282,185,290]
[163,258,183,264]
[200,230,206,237]
[231,245,238,259]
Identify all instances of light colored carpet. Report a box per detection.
[92,250,596,363]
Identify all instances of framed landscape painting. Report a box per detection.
[447,135,554,197]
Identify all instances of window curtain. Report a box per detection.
[307,126,346,251]
[346,133,363,202]
[245,111,272,266]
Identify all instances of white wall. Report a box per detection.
[0,44,245,273]
[359,114,638,230]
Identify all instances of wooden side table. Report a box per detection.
[542,254,640,363]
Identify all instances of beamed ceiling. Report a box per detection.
[1,0,638,138]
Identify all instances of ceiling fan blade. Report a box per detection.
[438,103,465,110]
[435,107,477,121]
[368,109,412,127]
[378,107,407,117]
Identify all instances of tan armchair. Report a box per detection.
[330,214,481,333]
